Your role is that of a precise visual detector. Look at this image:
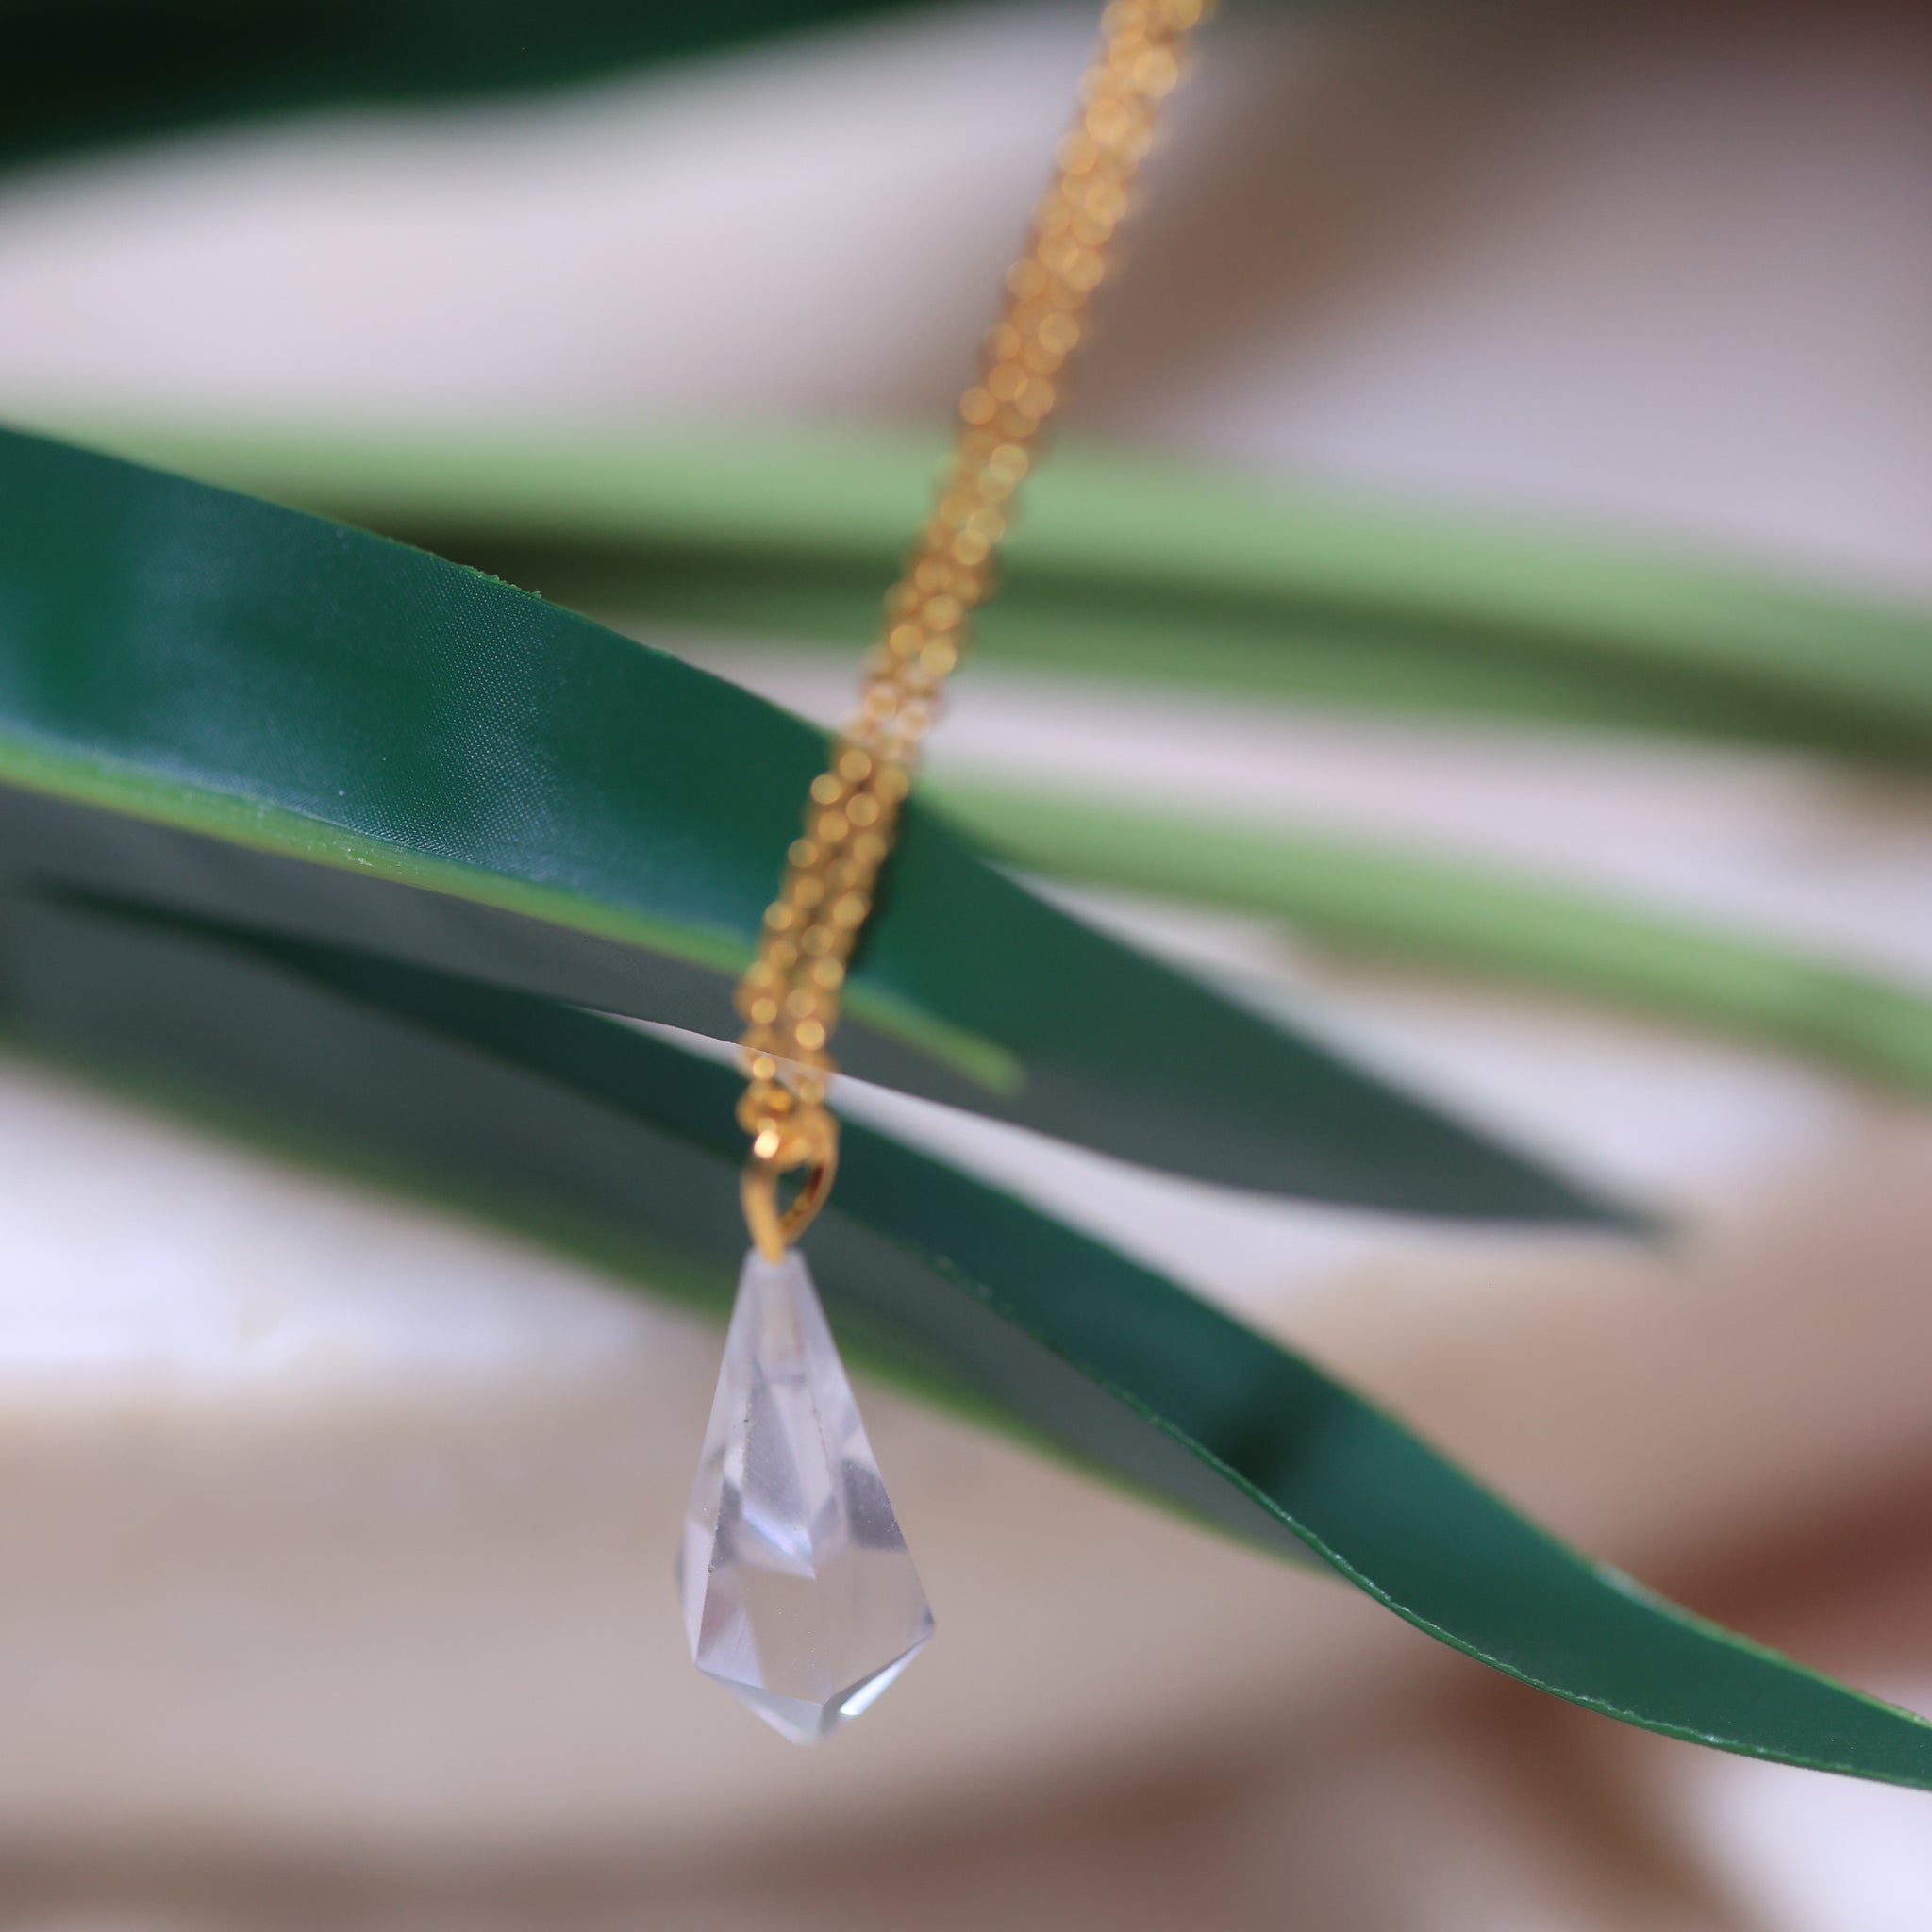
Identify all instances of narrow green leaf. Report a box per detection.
[62,419,1932,763]
[0,424,1624,1224]
[0,0,922,175]
[940,779,1932,1098]
[8,888,1928,1790]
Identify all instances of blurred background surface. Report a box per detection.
[2,0,1931,1924]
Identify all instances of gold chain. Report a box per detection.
[735,0,1212,1257]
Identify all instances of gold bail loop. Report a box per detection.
[741,1112,840,1261]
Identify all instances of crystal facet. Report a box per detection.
[678,1248,933,1742]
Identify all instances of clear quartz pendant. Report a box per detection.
[678,1247,933,1743]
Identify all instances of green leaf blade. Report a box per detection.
[0,424,1626,1224]
[67,419,1932,765]
[939,779,1932,1102]
[10,890,1925,1790]
[0,0,922,176]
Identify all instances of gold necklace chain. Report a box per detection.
[736,0,1212,1257]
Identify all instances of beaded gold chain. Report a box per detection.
[735,0,1212,1258]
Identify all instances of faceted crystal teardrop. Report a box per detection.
[678,1247,933,1743]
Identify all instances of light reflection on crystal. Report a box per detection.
[678,1248,933,1743]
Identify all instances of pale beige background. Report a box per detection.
[0,1,1929,1924]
